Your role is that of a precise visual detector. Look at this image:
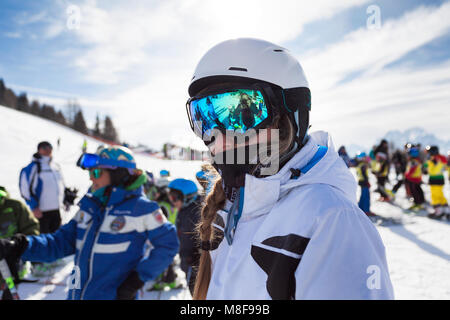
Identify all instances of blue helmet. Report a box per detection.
[409,147,420,158]
[168,178,198,196]
[356,151,367,160]
[196,170,208,180]
[77,146,136,171]
[160,169,170,177]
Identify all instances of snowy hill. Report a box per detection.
[1,105,450,300]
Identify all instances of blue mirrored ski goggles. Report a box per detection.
[77,153,136,170]
[186,88,271,139]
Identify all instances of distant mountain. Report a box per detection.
[382,127,450,153]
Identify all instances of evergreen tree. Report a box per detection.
[30,100,41,115]
[93,113,101,137]
[16,93,29,112]
[102,116,118,142]
[3,88,17,109]
[73,110,89,134]
[55,110,67,125]
[0,79,5,106]
[40,104,57,121]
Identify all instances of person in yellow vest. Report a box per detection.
[405,147,425,211]
[355,152,373,216]
[423,146,449,219]
[373,152,393,202]
[447,151,450,183]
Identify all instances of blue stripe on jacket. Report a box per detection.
[21,186,179,300]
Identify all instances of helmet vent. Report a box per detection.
[228,67,247,72]
[273,49,284,52]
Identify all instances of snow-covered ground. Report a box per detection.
[1,105,449,300]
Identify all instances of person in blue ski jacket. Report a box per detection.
[0,146,179,300]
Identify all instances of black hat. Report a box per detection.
[37,141,53,150]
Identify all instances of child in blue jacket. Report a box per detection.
[0,146,179,300]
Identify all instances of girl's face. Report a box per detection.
[208,126,276,155]
[90,168,111,191]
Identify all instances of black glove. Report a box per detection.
[116,271,144,300]
[0,234,28,261]
[63,188,78,210]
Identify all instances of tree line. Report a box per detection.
[0,78,119,143]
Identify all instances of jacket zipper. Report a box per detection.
[79,205,113,300]
[71,215,94,300]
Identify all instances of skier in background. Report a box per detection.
[0,186,39,300]
[145,171,180,291]
[19,141,64,235]
[338,146,353,167]
[374,139,389,158]
[423,146,449,219]
[82,139,87,153]
[405,147,425,211]
[168,178,201,296]
[355,152,374,218]
[0,146,179,299]
[372,152,394,202]
[391,149,408,197]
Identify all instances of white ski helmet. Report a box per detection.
[188,38,311,148]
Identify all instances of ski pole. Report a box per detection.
[0,259,20,300]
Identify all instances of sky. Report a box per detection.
[0,0,449,151]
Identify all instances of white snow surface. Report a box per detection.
[1,105,449,300]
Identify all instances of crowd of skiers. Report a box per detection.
[339,140,450,220]
[0,38,406,300]
[0,140,211,300]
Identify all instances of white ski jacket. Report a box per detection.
[207,131,394,300]
[19,155,63,212]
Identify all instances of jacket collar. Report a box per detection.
[79,185,143,212]
[238,131,357,222]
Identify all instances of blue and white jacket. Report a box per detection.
[19,154,63,211]
[21,185,179,300]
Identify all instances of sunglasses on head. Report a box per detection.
[89,168,103,179]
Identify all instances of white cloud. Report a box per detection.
[26,0,450,150]
[58,0,370,148]
[299,2,450,148]
[68,0,369,84]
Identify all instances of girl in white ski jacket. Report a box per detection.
[206,131,393,299]
[186,38,394,300]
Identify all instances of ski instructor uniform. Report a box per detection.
[1,146,179,299]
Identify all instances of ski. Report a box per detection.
[0,259,20,300]
[368,215,404,226]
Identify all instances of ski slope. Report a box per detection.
[1,105,449,300]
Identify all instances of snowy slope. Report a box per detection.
[352,169,450,299]
[1,105,449,300]
[0,105,200,299]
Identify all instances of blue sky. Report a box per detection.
[0,0,449,151]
